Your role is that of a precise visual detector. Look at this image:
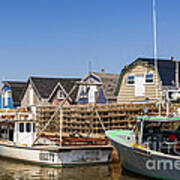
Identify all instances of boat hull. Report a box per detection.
[0,143,112,167]
[110,140,180,180]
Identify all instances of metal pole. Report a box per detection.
[158,103,161,116]
[166,101,169,117]
[59,105,63,147]
[153,0,158,100]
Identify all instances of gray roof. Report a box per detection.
[115,57,180,95]
[23,77,81,103]
[135,58,180,86]
[93,72,120,100]
[2,81,26,106]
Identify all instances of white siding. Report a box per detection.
[29,88,34,106]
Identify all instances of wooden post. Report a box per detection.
[32,84,77,147]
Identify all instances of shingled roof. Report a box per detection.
[93,72,120,101]
[23,77,81,103]
[135,58,180,86]
[115,57,180,95]
[2,81,26,106]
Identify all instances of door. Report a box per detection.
[135,75,145,97]
[88,85,97,104]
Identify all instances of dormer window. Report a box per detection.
[145,73,153,83]
[79,86,88,98]
[58,90,64,99]
[126,75,135,85]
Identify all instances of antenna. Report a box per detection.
[88,61,92,75]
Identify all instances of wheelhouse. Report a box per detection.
[0,120,36,146]
[135,116,180,155]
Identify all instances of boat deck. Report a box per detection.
[0,139,112,151]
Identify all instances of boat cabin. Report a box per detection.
[0,120,36,147]
[135,116,180,155]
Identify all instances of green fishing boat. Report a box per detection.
[106,116,180,180]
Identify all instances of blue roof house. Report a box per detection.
[0,81,26,109]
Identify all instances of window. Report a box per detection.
[26,123,31,132]
[19,123,24,133]
[4,90,11,106]
[79,86,88,98]
[145,74,153,83]
[126,75,135,85]
[57,90,64,99]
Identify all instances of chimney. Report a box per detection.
[100,68,104,73]
[171,56,174,61]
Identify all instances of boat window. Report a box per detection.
[19,123,24,133]
[26,123,31,133]
[33,123,36,132]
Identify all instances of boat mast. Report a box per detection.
[153,0,161,115]
[153,0,158,100]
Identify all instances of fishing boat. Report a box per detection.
[0,114,112,167]
[106,0,180,178]
[0,81,113,167]
[106,116,180,180]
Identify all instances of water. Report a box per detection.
[0,158,155,180]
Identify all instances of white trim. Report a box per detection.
[4,91,9,107]
[29,78,42,100]
[21,78,42,103]
[47,82,72,102]
[81,73,101,82]
[126,75,135,86]
[144,73,154,84]
[76,73,101,102]
[29,87,34,106]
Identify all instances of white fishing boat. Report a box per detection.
[106,116,180,180]
[0,81,113,167]
[0,117,112,167]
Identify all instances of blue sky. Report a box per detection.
[0,0,180,81]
